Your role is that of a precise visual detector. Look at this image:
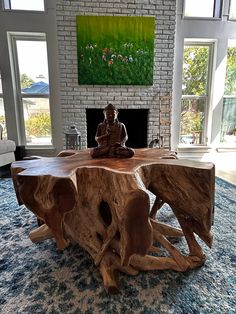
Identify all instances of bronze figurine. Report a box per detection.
[90,104,134,158]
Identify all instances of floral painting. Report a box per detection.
[76,16,155,85]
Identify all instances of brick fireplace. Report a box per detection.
[86,108,149,148]
[56,0,176,149]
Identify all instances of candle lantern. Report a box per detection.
[65,125,81,150]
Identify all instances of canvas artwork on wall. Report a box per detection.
[76,15,155,85]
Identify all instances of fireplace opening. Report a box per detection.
[86,109,148,148]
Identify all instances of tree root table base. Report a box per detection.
[11,148,215,293]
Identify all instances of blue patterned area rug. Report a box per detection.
[0,177,235,314]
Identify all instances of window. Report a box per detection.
[9,33,52,146]
[3,0,45,11]
[180,42,213,145]
[0,73,7,139]
[220,40,236,145]
[184,0,222,18]
[229,0,236,19]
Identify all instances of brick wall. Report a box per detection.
[56,0,176,148]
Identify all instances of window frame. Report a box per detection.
[224,39,236,96]
[183,0,223,19]
[179,40,215,146]
[0,73,6,139]
[8,32,53,148]
[0,73,3,95]
[228,0,236,20]
[220,40,236,145]
[3,0,46,12]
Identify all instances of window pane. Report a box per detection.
[0,97,7,140]
[0,73,7,139]
[224,42,236,96]
[221,40,236,145]
[184,0,214,17]
[220,98,236,145]
[180,43,212,145]
[182,45,210,96]
[180,97,206,144]
[16,38,51,146]
[6,0,44,11]
[0,73,2,94]
[0,98,7,140]
[229,0,236,19]
[22,98,52,145]
[16,40,49,93]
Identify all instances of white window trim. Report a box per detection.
[3,0,46,12]
[228,0,236,20]
[7,32,53,148]
[182,0,223,19]
[179,39,215,147]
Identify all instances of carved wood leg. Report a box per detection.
[150,198,164,219]
[153,229,190,271]
[177,216,206,268]
[150,219,184,237]
[120,190,152,266]
[130,255,185,272]
[44,211,69,250]
[29,224,54,243]
[111,239,183,272]
[95,222,118,266]
[99,251,138,294]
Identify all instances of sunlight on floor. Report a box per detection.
[201,152,236,185]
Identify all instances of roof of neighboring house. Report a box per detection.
[22,81,49,94]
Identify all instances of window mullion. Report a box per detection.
[3,0,11,10]
[214,0,222,18]
[9,35,26,145]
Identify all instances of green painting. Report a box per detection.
[76,16,155,85]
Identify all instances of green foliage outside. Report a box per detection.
[25,113,51,137]
[181,46,209,141]
[180,98,205,142]
[181,110,204,134]
[225,47,236,95]
[181,45,236,142]
[77,16,155,85]
[182,45,236,96]
[182,46,209,96]
[20,73,34,89]
[0,115,7,139]
[0,115,5,125]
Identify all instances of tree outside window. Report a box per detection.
[224,46,236,96]
[180,44,211,145]
[11,35,52,146]
[221,41,236,145]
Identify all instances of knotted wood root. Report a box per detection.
[11,148,215,293]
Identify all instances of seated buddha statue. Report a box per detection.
[90,104,134,158]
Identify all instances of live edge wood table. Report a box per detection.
[11,148,215,294]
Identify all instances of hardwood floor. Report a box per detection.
[202,152,236,185]
[216,169,236,185]
[214,158,236,185]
